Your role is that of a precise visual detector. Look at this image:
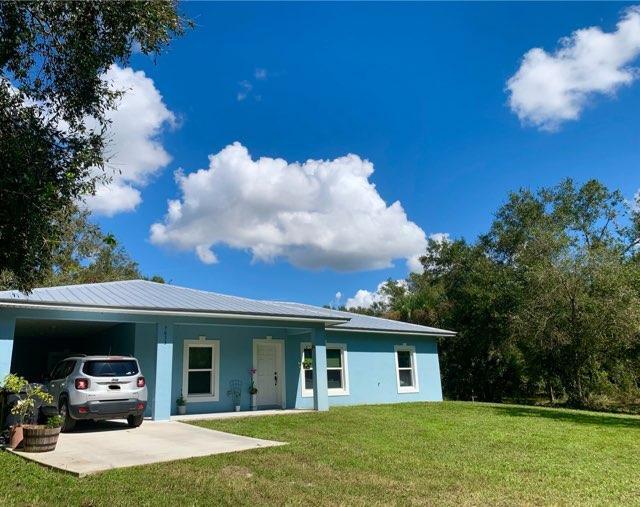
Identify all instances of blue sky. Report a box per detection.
[91,2,640,307]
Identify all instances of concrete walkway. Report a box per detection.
[10,419,284,477]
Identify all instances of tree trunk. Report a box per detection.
[576,375,584,406]
[547,381,555,404]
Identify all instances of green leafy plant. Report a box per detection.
[46,415,64,428]
[0,2,188,292]
[248,368,258,395]
[176,393,186,406]
[2,374,53,425]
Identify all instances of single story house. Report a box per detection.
[0,280,454,419]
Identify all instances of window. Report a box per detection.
[302,346,314,392]
[301,343,349,396]
[183,340,220,402]
[83,360,139,377]
[395,345,419,393]
[50,360,75,380]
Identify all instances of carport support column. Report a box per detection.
[152,322,174,421]
[0,317,15,380]
[312,328,329,411]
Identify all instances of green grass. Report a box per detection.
[2,402,640,506]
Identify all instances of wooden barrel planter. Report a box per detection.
[21,425,61,453]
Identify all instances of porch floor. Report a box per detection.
[171,408,313,422]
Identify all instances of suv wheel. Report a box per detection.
[127,414,144,428]
[59,398,76,432]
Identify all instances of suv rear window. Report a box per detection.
[82,360,139,377]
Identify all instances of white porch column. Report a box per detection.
[312,327,329,411]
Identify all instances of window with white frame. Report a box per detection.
[301,343,349,396]
[395,345,419,393]
[183,340,220,402]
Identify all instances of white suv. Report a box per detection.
[46,355,148,432]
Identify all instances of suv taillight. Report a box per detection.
[75,378,89,390]
[137,376,145,388]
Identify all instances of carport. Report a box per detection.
[10,319,136,383]
[0,280,353,421]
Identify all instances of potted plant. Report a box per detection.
[248,368,258,410]
[22,414,63,453]
[2,374,54,451]
[176,393,187,415]
[226,380,242,412]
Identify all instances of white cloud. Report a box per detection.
[345,280,407,310]
[83,65,176,215]
[86,182,142,215]
[345,283,389,309]
[406,254,423,274]
[429,232,450,245]
[195,245,218,265]
[150,142,427,271]
[237,69,269,101]
[407,232,450,274]
[347,232,448,309]
[237,80,253,102]
[507,6,640,131]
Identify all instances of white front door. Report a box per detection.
[254,340,283,408]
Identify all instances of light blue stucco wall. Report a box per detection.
[134,323,157,417]
[287,331,443,409]
[0,317,15,381]
[2,306,443,418]
[169,326,442,415]
[153,323,174,420]
[171,325,290,414]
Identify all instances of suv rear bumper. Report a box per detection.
[69,399,146,420]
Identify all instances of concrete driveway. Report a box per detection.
[11,420,284,477]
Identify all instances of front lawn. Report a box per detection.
[1,402,639,505]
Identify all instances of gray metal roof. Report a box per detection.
[274,301,455,336]
[0,280,454,336]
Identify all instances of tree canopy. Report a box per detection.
[0,1,185,291]
[0,205,164,291]
[375,179,640,411]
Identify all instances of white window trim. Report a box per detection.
[300,342,350,397]
[183,339,220,402]
[394,345,419,394]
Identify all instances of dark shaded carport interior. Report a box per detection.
[11,319,135,382]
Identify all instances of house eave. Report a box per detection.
[0,301,350,325]
[326,326,456,337]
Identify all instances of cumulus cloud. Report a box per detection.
[406,254,423,274]
[429,232,450,244]
[406,232,450,274]
[345,280,407,310]
[83,65,176,215]
[150,142,427,271]
[345,282,389,309]
[347,232,449,309]
[507,6,640,130]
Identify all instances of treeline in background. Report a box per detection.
[350,179,640,413]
